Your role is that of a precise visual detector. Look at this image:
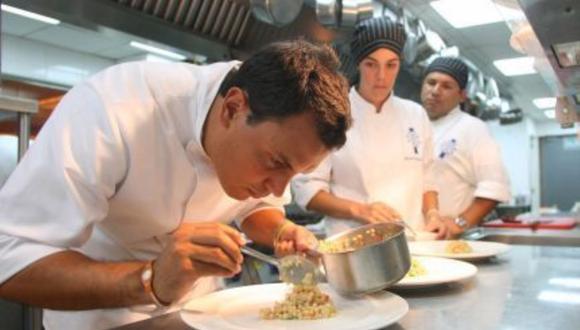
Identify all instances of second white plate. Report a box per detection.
[409,240,511,260]
[393,256,477,288]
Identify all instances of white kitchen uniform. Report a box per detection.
[432,107,510,218]
[292,87,436,236]
[0,61,286,330]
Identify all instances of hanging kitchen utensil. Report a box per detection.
[250,0,304,27]
[466,69,485,100]
[484,77,502,112]
[411,21,446,65]
[403,14,421,66]
[341,0,373,28]
[316,0,340,28]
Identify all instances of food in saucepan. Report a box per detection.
[445,240,473,254]
[318,226,398,253]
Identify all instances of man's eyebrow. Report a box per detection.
[278,153,295,172]
[366,56,400,63]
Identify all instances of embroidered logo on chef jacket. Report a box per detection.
[405,127,422,160]
[438,138,457,159]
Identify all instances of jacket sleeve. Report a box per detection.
[0,82,128,284]
[471,126,511,203]
[290,154,333,211]
[236,188,292,226]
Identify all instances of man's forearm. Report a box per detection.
[0,250,151,310]
[241,209,287,248]
[461,197,499,226]
[422,190,439,214]
[306,190,359,220]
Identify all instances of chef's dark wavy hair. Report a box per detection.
[218,39,351,149]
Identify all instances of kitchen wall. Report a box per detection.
[2,34,114,87]
[0,135,18,188]
[489,118,579,212]
[488,119,534,206]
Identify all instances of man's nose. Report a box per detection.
[431,83,441,95]
[265,173,292,197]
[377,65,386,80]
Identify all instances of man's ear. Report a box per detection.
[459,89,468,103]
[220,87,249,128]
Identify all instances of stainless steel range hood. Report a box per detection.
[518,0,580,126]
[5,0,340,60]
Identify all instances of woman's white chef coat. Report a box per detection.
[292,87,436,236]
[431,107,511,218]
[0,60,286,330]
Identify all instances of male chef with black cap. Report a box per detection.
[421,56,511,238]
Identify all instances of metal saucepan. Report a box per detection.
[317,222,411,295]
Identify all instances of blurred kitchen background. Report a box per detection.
[0,0,579,328]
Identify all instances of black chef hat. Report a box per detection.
[424,57,469,90]
[350,16,407,64]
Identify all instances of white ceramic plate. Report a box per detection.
[180,283,408,330]
[406,231,438,241]
[393,256,477,288]
[409,240,511,260]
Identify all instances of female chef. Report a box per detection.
[292,16,448,238]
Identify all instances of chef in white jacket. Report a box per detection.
[0,40,351,330]
[292,17,447,238]
[421,56,510,238]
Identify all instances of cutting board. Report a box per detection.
[483,217,577,230]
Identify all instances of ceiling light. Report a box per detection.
[553,41,580,68]
[493,57,536,76]
[544,109,556,119]
[430,0,521,29]
[538,290,580,305]
[533,97,557,109]
[129,41,186,61]
[549,278,580,289]
[1,4,60,25]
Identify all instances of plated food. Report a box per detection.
[445,240,473,254]
[404,258,428,278]
[394,256,478,288]
[180,283,409,330]
[409,240,511,261]
[259,284,336,320]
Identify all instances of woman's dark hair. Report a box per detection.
[219,40,351,149]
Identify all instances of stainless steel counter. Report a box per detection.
[113,242,580,330]
[466,217,580,247]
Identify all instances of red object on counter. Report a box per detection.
[483,217,577,230]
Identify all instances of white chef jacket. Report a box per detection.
[431,107,510,218]
[0,61,287,330]
[292,87,437,236]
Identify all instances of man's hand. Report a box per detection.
[152,222,245,304]
[274,222,318,257]
[441,216,465,239]
[350,202,402,224]
[424,210,448,239]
